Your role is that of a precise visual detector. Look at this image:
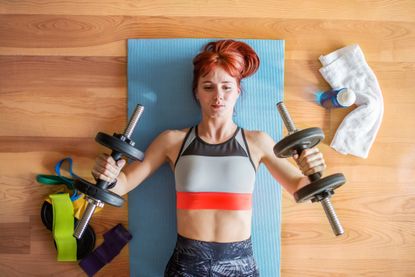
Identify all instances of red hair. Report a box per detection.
[192,40,260,101]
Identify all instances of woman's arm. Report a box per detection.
[92,129,180,196]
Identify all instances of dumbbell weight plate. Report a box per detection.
[74,178,124,207]
[273,127,324,158]
[95,132,144,161]
[294,173,346,203]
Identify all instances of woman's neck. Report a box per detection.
[197,118,237,144]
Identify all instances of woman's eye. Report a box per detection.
[224,86,232,91]
[203,86,213,90]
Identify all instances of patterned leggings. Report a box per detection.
[164,234,260,277]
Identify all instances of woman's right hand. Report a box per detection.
[91,153,126,183]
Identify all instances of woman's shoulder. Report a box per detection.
[240,130,275,152]
[162,127,191,135]
[242,128,272,141]
[240,129,276,161]
[157,127,192,142]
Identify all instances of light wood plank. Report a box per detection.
[1,0,414,22]
[0,222,30,254]
[0,15,414,62]
[281,258,415,277]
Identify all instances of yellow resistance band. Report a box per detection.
[45,191,102,220]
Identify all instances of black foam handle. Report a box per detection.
[96,150,123,190]
[308,172,322,182]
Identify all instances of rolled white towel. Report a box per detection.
[319,44,384,159]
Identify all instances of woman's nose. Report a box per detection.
[213,88,224,99]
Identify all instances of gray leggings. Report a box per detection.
[164,234,259,277]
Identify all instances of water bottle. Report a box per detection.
[316,88,356,108]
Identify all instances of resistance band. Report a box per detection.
[49,193,77,261]
[79,224,132,276]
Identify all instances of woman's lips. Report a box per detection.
[211,104,225,109]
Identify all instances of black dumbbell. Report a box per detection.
[273,102,346,236]
[73,104,145,239]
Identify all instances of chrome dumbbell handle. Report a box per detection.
[321,197,344,236]
[73,198,103,239]
[124,105,144,139]
[276,102,298,135]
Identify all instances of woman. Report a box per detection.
[92,40,326,276]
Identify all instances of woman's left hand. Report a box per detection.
[293,148,327,176]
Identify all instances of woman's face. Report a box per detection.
[195,66,240,118]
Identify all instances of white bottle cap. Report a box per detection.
[336,88,356,107]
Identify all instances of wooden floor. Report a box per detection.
[1,1,414,276]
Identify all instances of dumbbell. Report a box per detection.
[273,102,346,236]
[73,104,145,239]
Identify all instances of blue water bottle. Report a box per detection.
[316,88,356,108]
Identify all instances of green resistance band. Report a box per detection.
[50,193,77,261]
[37,174,74,188]
[36,157,82,201]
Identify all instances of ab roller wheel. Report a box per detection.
[73,104,145,239]
[274,102,346,236]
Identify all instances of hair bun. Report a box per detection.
[203,40,260,79]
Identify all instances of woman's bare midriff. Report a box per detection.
[169,129,257,243]
[176,209,252,242]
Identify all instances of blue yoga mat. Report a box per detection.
[127,38,284,277]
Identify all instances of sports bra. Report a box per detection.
[174,126,256,210]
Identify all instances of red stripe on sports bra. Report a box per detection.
[176,192,252,210]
